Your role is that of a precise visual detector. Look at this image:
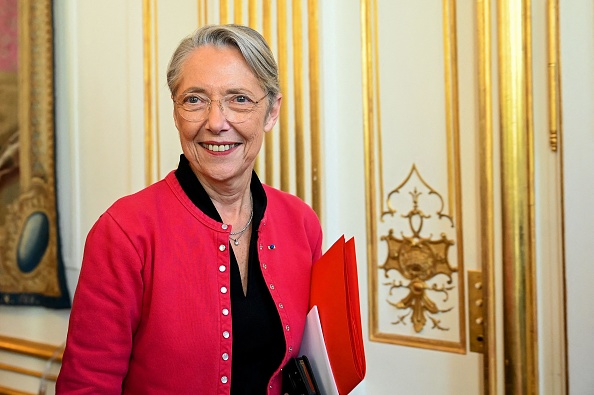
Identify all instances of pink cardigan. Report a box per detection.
[57,171,323,394]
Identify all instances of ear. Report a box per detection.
[263,94,282,132]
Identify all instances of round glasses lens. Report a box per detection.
[176,93,266,123]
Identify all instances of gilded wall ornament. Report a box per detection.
[380,166,457,333]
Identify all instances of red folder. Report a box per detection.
[309,235,366,394]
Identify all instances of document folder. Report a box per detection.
[308,235,366,394]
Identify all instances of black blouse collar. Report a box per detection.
[174,154,266,226]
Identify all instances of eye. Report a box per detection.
[183,94,204,104]
[229,95,255,105]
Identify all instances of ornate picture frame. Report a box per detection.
[0,0,70,307]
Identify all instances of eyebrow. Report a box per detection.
[178,86,257,97]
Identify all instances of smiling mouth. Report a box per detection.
[200,143,240,152]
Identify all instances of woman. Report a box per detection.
[57,24,323,395]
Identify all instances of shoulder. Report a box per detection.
[263,184,318,219]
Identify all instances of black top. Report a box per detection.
[175,155,285,394]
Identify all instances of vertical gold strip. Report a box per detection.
[248,0,257,28]
[525,2,538,393]
[442,0,467,352]
[442,0,459,215]
[198,0,207,26]
[153,1,161,180]
[220,0,229,24]
[249,0,259,173]
[373,0,384,214]
[362,0,379,342]
[277,0,290,192]
[293,0,305,199]
[142,0,154,186]
[497,0,538,393]
[547,0,560,152]
[263,0,274,184]
[548,0,568,391]
[308,0,322,217]
[234,0,242,24]
[477,0,497,393]
[17,0,31,189]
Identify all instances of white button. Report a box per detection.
[279,303,284,309]
[289,346,293,352]
[222,308,229,316]
[222,224,228,230]
[262,263,267,269]
[270,284,275,290]
[221,376,228,384]
[220,286,228,294]
[223,331,230,338]
[219,244,226,251]
[259,244,263,250]
[222,352,229,360]
[219,265,226,272]
[285,325,290,331]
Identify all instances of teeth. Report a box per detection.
[203,143,237,152]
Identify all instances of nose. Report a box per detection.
[206,99,228,133]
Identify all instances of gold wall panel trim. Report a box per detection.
[234,0,243,23]
[220,0,229,24]
[497,0,538,393]
[547,0,561,152]
[293,0,305,200]
[263,0,274,184]
[276,0,289,192]
[197,0,208,26]
[308,0,321,216]
[142,0,161,186]
[362,0,465,353]
[477,0,497,393]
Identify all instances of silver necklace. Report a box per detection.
[229,196,253,246]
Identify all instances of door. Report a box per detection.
[324,1,567,394]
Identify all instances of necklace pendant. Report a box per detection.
[233,239,240,246]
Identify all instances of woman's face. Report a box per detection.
[173,45,281,186]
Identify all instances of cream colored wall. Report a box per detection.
[0,1,593,394]
[560,2,594,394]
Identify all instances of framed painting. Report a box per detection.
[0,0,70,308]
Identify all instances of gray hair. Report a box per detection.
[166,24,280,109]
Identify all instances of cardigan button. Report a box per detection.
[286,325,290,331]
[221,376,228,384]
[279,303,283,309]
[222,352,229,361]
[269,284,275,290]
[220,286,228,294]
[223,331,230,338]
[222,308,229,316]
[219,244,226,252]
[222,224,228,230]
[262,263,267,269]
[219,265,226,272]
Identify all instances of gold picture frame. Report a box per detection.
[0,0,70,307]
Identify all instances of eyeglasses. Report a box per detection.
[173,92,268,124]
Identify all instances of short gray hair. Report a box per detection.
[166,24,280,109]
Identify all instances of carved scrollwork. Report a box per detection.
[380,165,458,333]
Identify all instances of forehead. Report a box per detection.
[177,45,261,94]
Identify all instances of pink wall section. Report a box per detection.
[0,0,18,72]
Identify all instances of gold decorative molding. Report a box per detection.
[363,0,465,353]
[142,0,161,186]
[547,0,562,152]
[0,335,63,395]
[379,166,457,334]
[497,0,538,392]
[476,0,497,393]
